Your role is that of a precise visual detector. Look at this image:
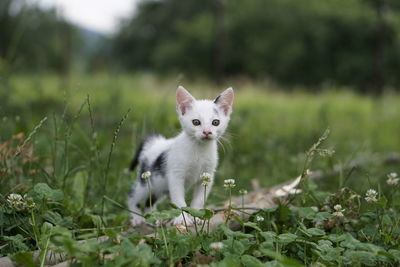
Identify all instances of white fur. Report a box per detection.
[128,86,234,226]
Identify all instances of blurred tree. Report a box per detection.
[113,0,216,76]
[112,0,400,91]
[0,0,81,74]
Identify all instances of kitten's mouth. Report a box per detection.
[201,136,213,141]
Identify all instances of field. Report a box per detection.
[1,74,400,266]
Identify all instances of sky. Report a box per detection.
[33,0,139,35]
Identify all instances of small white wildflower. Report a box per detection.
[311,206,319,212]
[239,189,248,195]
[223,179,236,189]
[333,204,343,211]
[305,169,312,176]
[7,193,23,203]
[386,172,399,187]
[365,189,378,203]
[332,204,345,217]
[210,242,224,251]
[256,215,264,222]
[201,172,212,186]
[7,193,24,209]
[141,171,151,179]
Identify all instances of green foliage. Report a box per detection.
[12,251,36,267]
[113,0,400,90]
[0,0,81,74]
[0,74,399,265]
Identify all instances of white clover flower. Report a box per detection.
[239,189,248,195]
[201,172,212,186]
[311,206,319,212]
[7,193,26,210]
[256,215,264,222]
[223,179,236,189]
[333,204,343,211]
[210,242,224,251]
[7,193,23,204]
[332,204,345,217]
[387,172,399,187]
[141,171,151,179]
[365,189,378,203]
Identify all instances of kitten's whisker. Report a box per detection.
[223,131,236,139]
[217,138,226,155]
[219,136,233,150]
[220,135,231,143]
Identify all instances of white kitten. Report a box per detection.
[128,86,234,226]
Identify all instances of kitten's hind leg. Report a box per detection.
[128,181,148,226]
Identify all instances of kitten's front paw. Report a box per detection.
[172,213,194,226]
[131,215,146,226]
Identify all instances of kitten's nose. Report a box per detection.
[203,130,212,136]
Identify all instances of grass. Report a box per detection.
[0,73,399,266]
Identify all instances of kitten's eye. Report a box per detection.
[212,119,220,126]
[192,119,201,126]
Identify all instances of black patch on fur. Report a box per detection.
[213,107,219,115]
[152,151,167,177]
[129,142,144,171]
[129,133,160,171]
[145,194,157,208]
[214,95,221,104]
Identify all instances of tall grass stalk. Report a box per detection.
[86,95,101,211]
[61,99,86,190]
[14,116,47,158]
[101,109,131,223]
[86,95,101,162]
[285,128,331,205]
[103,108,131,195]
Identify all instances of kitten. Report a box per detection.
[128,86,234,226]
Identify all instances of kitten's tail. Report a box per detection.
[129,133,159,171]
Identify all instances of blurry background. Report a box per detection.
[1,0,400,205]
[1,0,400,91]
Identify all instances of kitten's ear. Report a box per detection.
[176,86,195,115]
[214,87,234,116]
